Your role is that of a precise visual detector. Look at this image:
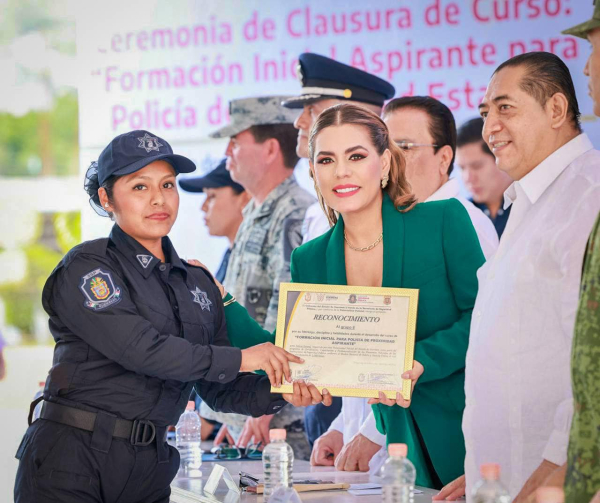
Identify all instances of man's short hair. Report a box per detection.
[247,124,300,169]
[383,96,456,176]
[493,52,582,132]
[457,118,493,157]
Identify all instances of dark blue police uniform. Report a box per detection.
[14,131,286,503]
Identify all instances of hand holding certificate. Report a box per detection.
[273,283,418,401]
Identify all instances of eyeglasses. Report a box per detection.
[395,141,439,152]
[211,442,263,460]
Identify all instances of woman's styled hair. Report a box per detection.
[308,103,416,226]
[84,162,121,219]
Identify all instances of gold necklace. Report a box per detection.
[344,231,383,252]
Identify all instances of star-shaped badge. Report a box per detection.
[137,133,163,153]
[190,286,212,312]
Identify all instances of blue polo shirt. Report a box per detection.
[471,200,511,238]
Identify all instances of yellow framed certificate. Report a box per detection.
[272,283,418,401]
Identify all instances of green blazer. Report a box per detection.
[224,193,484,487]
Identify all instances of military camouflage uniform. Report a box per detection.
[209,175,314,460]
[565,213,600,503]
[224,175,314,332]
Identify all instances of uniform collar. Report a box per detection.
[109,225,187,279]
[504,133,593,209]
[425,178,460,202]
[243,175,298,219]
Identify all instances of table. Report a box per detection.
[172,458,439,502]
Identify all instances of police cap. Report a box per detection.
[282,53,396,109]
[97,130,196,185]
[178,158,244,193]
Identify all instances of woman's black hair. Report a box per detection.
[84,162,121,218]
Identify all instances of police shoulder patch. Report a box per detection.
[79,268,122,311]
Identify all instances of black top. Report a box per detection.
[471,200,512,238]
[41,225,285,427]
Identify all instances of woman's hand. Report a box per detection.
[432,474,466,501]
[240,342,304,388]
[367,360,424,408]
[281,380,333,407]
[212,424,235,446]
[237,415,274,448]
[187,259,226,297]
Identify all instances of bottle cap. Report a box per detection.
[269,429,287,441]
[186,401,195,411]
[480,463,501,480]
[536,487,564,503]
[388,443,407,457]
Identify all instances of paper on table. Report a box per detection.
[170,486,220,503]
[348,488,383,496]
[349,483,382,490]
[348,484,423,496]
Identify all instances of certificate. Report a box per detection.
[273,283,418,401]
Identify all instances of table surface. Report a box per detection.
[171,458,439,502]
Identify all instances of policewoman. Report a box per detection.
[14,130,328,503]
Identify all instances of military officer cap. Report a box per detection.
[178,158,244,193]
[282,53,396,109]
[96,130,195,186]
[209,96,299,139]
[562,0,600,39]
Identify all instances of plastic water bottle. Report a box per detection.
[380,443,416,503]
[536,487,564,503]
[472,463,511,503]
[175,401,202,473]
[262,428,294,501]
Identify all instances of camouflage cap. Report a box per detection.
[562,0,600,39]
[209,96,300,139]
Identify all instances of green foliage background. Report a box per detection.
[0,94,79,177]
[0,0,79,342]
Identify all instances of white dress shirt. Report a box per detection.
[427,178,499,260]
[321,178,500,473]
[301,202,332,244]
[463,133,600,499]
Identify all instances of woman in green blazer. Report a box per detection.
[209,104,484,488]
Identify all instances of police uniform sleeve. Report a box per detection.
[45,254,242,383]
[194,284,286,416]
[194,373,286,417]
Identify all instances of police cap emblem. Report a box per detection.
[137,132,163,153]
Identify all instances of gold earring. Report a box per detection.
[381,175,389,189]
